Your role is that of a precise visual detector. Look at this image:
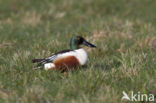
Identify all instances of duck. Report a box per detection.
[32,36,96,72]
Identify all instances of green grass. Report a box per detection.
[0,0,156,103]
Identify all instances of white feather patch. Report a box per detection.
[74,49,88,65]
[44,63,55,70]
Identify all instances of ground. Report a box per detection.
[0,0,156,103]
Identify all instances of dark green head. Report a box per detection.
[70,36,96,50]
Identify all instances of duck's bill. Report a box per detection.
[83,41,96,48]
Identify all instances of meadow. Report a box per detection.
[0,0,156,103]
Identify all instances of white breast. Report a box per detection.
[74,49,88,65]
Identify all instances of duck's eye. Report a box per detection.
[77,38,80,41]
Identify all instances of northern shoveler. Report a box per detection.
[32,36,96,72]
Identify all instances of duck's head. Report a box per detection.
[70,36,96,50]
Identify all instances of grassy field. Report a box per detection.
[0,0,156,103]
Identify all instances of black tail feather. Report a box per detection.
[32,59,45,63]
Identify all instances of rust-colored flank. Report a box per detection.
[54,56,80,72]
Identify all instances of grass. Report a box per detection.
[0,0,156,103]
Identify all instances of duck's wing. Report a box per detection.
[44,49,72,62]
[32,49,72,67]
